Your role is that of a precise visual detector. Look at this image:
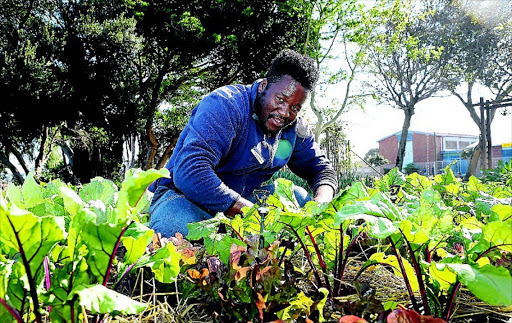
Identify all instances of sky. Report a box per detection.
[312,0,512,158]
[340,94,512,157]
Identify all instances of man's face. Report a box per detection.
[255,75,307,135]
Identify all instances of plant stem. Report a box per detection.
[388,237,420,312]
[306,226,333,296]
[281,222,324,289]
[227,223,245,241]
[6,216,43,323]
[0,297,23,323]
[336,227,344,296]
[443,281,461,322]
[403,234,430,315]
[102,222,133,286]
[334,225,343,296]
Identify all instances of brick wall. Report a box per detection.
[412,133,441,163]
[379,135,398,164]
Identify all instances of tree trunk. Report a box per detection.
[464,145,481,181]
[145,122,158,170]
[5,142,30,175]
[34,125,49,177]
[0,151,24,184]
[395,107,414,170]
[156,136,179,169]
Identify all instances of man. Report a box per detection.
[149,50,337,237]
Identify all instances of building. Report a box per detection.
[377,131,481,175]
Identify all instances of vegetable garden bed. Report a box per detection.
[0,163,511,322]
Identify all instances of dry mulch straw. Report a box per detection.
[100,257,511,323]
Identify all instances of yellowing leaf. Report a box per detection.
[483,221,512,252]
[430,263,457,291]
[369,252,419,292]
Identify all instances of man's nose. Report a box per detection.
[278,104,290,118]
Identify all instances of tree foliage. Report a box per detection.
[364,0,458,171]
[0,0,312,183]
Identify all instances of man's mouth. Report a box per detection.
[269,115,285,127]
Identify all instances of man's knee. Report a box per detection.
[148,187,212,237]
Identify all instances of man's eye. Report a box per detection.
[277,97,284,103]
[291,106,300,113]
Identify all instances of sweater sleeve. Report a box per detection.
[287,119,338,194]
[172,94,242,212]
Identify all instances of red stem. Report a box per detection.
[281,222,324,289]
[0,297,23,323]
[44,256,52,313]
[306,226,333,296]
[334,226,343,296]
[403,234,430,315]
[443,282,461,322]
[6,216,43,323]
[227,223,245,241]
[102,222,132,286]
[388,237,420,312]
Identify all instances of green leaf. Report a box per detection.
[74,284,148,315]
[136,243,180,283]
[482,221,512,252]
[317,287,329,322]
[121,222,153,264]
[81,221,127,283]
[187,216,222,241]
[491,204,512,222]
[6,184,23,208]
[0,204,65,276]
[79,177,118,207]
[277,291,314,320]
[204,234,245,264]
[334,181,369,206]
[20,173,43,209]
[274,178,300,211]
[429,263,457,291]
[115,168,169,223]
[334,200,399,238]
[59,186,84,216]
[445,263,512,306]
[0,255,13,298]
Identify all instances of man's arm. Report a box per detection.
[172,93,243,213]
[225,196,255,217]
[287,119,338,202]
[313,184,335,203]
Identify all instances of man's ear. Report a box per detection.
[257,78,267,93]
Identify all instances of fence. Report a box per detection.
[356,156,511,178]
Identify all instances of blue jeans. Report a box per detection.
[149,183,310,238]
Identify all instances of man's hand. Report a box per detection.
[313,185,335,204]
[225,197,255,218]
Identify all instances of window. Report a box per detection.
[445,140,458,149]
[459,141,471,149]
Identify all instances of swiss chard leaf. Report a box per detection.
[445,263,512,306]
[115,168,169,223]
[73,284,147,315]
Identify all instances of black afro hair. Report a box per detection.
[265,49,319,91]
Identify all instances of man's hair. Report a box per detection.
[265,49,319,92]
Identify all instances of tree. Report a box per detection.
[297,0,377,142]
[364,0,457,170]
[131,0,313,170]
[436,0,512,177]
[0,0,315,183]
[364,148,389,167]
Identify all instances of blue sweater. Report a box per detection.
[152,80,337,213]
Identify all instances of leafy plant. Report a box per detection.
[344,166,512,321]
[0,169,182,323]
